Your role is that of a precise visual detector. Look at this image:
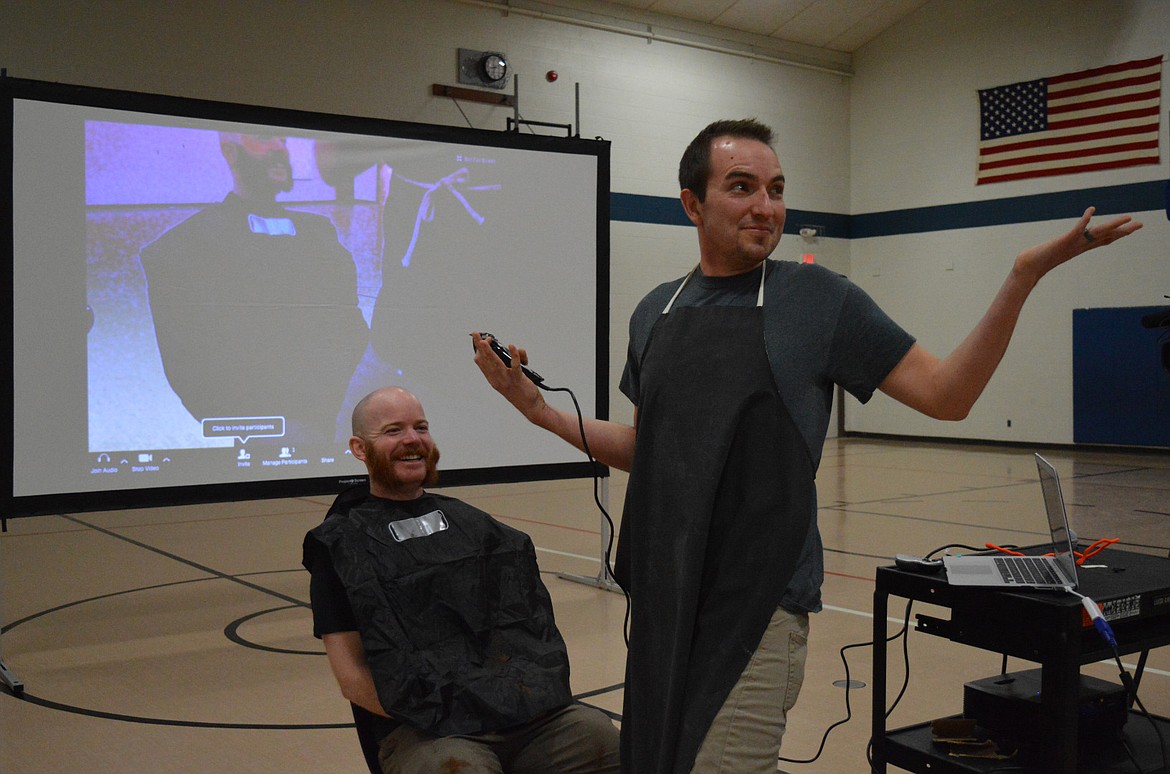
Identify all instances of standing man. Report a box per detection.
[141,133,368,443]
[471,119,1141,774]
[304,387,620,774]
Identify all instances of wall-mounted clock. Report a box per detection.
[457,48,510,90]
[480,53,508,85]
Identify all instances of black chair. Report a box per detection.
[352,703,384,774]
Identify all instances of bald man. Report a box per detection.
[303,387,619,774]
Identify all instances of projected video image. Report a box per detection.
[88,127,360,453]
[86,124,505,457]
[9,87,603,508]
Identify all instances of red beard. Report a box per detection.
[362,439,440,494]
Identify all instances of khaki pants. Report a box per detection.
[378,703,620,774]
[690,607,810,774]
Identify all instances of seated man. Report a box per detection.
[303,386,620,774]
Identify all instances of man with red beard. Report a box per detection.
[303,387,619,774]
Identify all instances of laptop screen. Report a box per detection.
[1035,453,1080,586]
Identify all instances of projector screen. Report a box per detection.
[3,78,609,517]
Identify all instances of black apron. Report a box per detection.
[614,264,815,774]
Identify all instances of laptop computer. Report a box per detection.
[942,454,1079,590]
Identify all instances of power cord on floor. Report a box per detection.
[780,593,915,767]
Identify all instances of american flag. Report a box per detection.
[977,56,1162,185]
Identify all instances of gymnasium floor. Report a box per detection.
[2,437,1168,773]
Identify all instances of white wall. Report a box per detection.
[848,0,1170,444]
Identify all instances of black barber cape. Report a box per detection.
[303,491,572,736]
[615,266,815,773]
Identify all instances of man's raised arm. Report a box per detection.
[879,207,1142,420]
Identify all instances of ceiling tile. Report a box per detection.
[646,1,739,24]
[586,0,926,52]
[715,0,816,36]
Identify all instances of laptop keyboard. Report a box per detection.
[994,556,1064,585]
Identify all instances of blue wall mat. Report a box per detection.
[1073,306,1170,447]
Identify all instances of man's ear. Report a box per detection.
[348,435,367,463]
[680,189,703,227]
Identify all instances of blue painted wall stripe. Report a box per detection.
[610,180,1165,237]
[610,192,690,226]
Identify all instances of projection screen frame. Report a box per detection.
[2,76,611,519]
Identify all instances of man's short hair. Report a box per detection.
[678,118,776,202]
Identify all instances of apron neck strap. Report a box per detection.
[661,262,767,315]
[662,267,696,314]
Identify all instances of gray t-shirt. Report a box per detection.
[619,259,915,612]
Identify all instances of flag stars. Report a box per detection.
[978,78,1048,140]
